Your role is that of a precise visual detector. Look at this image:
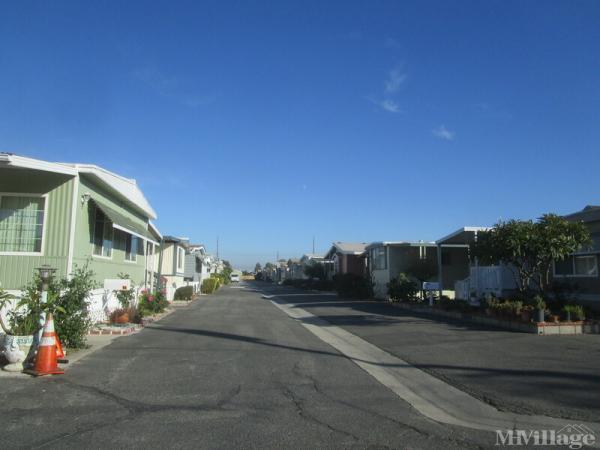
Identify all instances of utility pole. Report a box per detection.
[216,236,219,260]
[312,236,315,254]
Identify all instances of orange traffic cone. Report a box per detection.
[55,334,68,364]
[26,313,64,376]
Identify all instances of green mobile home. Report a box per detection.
[0,153,160,320]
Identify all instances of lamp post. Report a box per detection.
[36,265,56,342]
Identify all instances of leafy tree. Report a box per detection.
[304,261,326,280]
[254,263,262,273]
[473,214,591,296]
[387,273,418,301]
[406,258,438,297]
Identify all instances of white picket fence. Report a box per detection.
[455,265,518,300]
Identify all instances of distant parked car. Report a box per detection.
[230,273,240,283]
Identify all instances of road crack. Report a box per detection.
[29,380,243,448]
[281,385,360,442]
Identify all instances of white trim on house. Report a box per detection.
[91,254,113,261]
[148,222,162,240]
[113,223,147,242]
[0,192,49,256]
[436,227,491,245]
[0,153,77,176]
[67,164,156,220]
[66,174,79,276]
[0,153,157,224]
[176,246,185,273]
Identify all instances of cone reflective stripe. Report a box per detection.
[26,313,64,377]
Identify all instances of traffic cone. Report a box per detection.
[55,334,68,364]
[25,313,64,376]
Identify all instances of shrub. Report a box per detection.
[334,274,373,299]
[138,290,169,317]
[174,286,194,301]
[387,273,418,302]
[201,278,220,294]
[126,306,142,324]
[14,265,97,348]
[54,265,98,348]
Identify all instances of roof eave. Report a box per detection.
[0,154,78,176]
[436,226,491,245]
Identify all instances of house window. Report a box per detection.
[371,247,387,270]
[574,255,598,276]
[0,195,46,253]
[125,234,138,262]
[93,208,113,257]
[177,247,185,272]
[554,255,598,277]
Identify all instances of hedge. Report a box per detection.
[201,278,221,294]
[174,285,194,301]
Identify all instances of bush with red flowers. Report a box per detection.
[138,289,169,317]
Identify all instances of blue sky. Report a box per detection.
[1,1,599,270]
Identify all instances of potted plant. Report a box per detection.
[573,305,585,322]
[562,304,574,322]
[521,305,533,322]
[533,295,546,323]
[112,278,136,324]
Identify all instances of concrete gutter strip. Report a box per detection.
[269,297,600,436]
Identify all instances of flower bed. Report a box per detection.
[391,301,600,336]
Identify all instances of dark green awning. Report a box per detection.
[91,198,155,242]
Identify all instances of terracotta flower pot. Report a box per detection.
[114,312,129,324]
[549,314,560,324]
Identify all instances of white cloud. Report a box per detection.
[380,99,401,113]
[367,97,401,113]
[385,67,406,93]
[432,125,455,141]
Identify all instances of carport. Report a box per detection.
[435,226,490,301]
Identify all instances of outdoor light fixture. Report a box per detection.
[35,265,57,344]
[36,265,56,284]
[81,193,91,205]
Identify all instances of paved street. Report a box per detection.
[1,283,492,449]
[258,282,600,422]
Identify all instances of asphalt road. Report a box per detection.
[0,283,492,449]
[257,282,600,422]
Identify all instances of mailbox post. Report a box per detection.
[422,281,440,307]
